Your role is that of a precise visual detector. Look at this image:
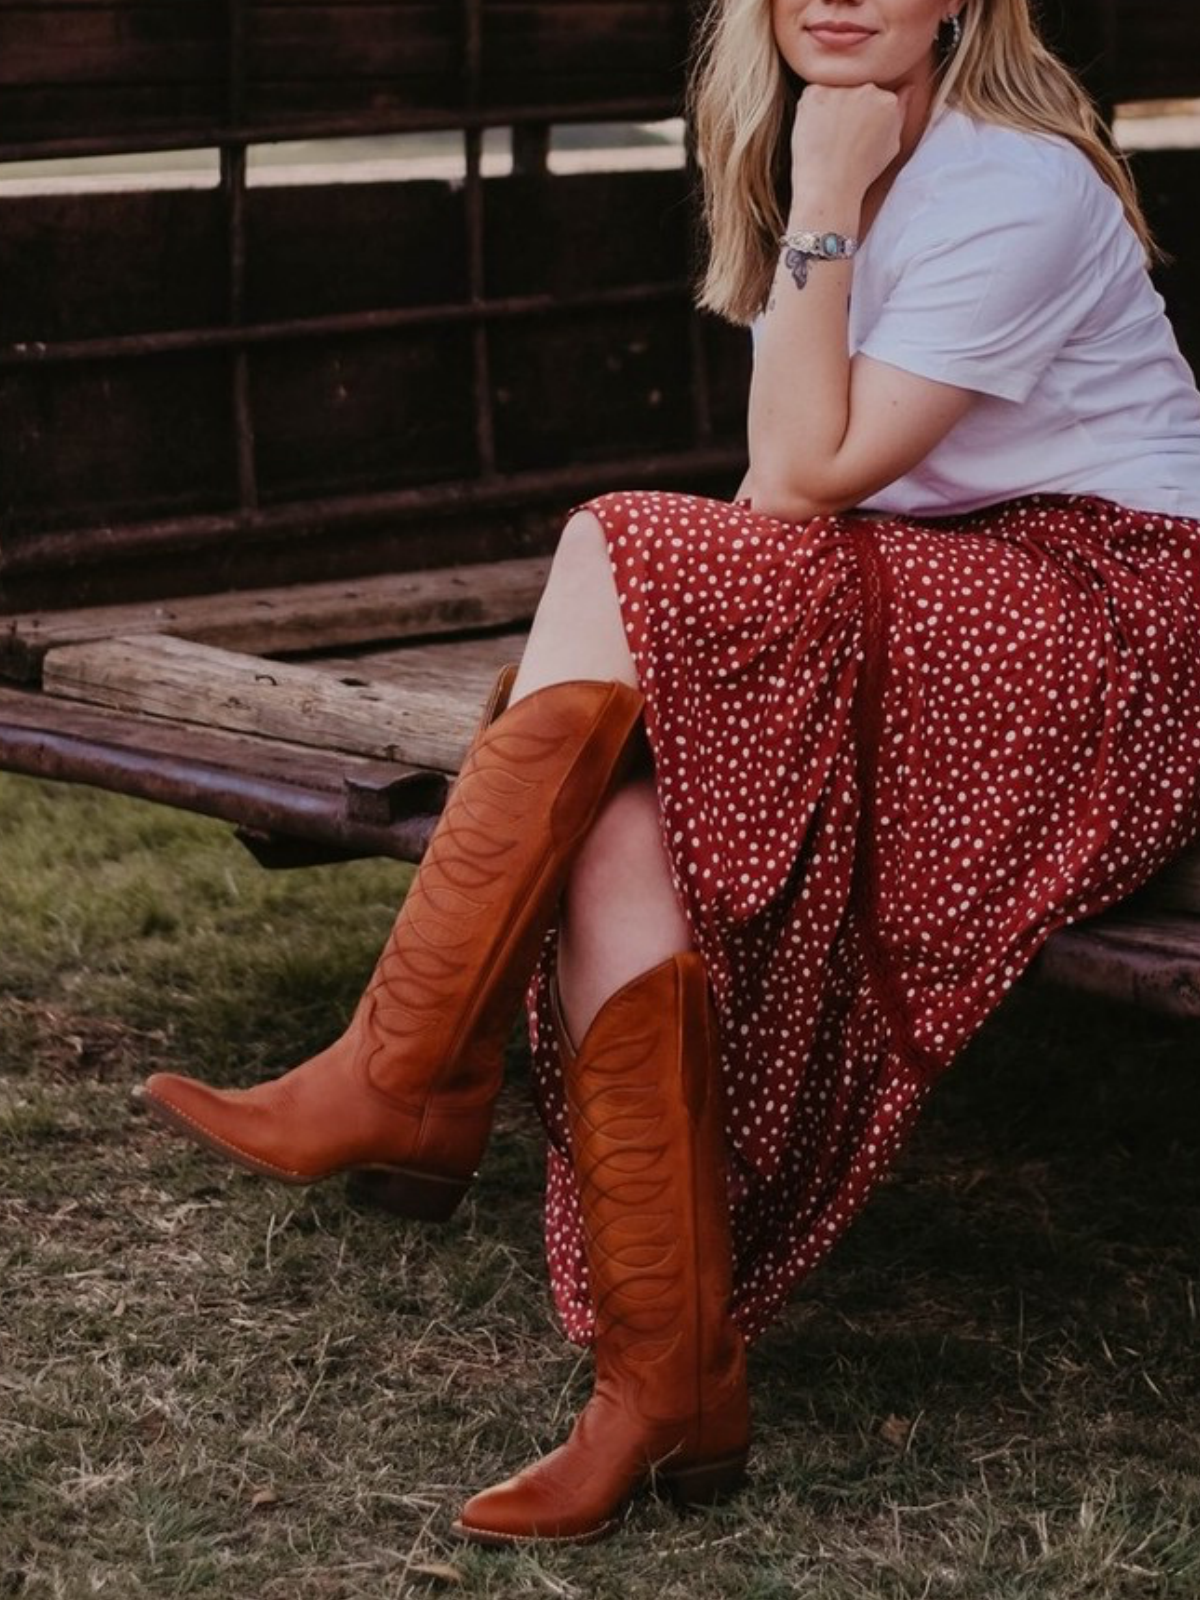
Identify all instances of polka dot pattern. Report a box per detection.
[527,490,1200,1348]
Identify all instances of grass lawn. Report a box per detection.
[1,772,1197,1599]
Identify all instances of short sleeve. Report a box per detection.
[856,158,1103,404]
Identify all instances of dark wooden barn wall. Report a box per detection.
[0,1,745,609]
[0,2,691,151]
[1037,0,1195,107]
[0,1,1197,611]
[0,170,744,538]
[1,2,1197,152]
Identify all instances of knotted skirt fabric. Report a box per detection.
[526,491,1200,1347]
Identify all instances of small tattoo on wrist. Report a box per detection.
[783,247,811,292]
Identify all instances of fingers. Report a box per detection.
[790,83,907,196]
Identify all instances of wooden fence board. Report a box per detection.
[1035,909,1200,1017]
[0,170,711,544]
[484,171,687,300]
[42,633,489,771]
[0,448,743,613]
[0,682,446,858]
[309,631,526,688]
[0,0,685,143]
[0,86,226,142]
[490,305,694,471]
[1116,11,1200,103]
[0,29,221,88]
[0,558,548,681]
[247,183,469,321]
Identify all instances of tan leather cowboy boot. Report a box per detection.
[141,671,644,1220]
[453,952,750,1545]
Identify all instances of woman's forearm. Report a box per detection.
[745,83,909,521]
[746,189,864,520]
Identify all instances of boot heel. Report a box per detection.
[659,1450,749,1507]
[347,1165,470,1221]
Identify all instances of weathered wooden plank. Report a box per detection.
[1130,844,1200,915]
[0,11,222,86]
[0,558,549,683]
[0,1,685,140]
[312,632,527,687]
[0,682,446,861]
[42,634,490,772]
[1035,910,1200,1018]
[0,681,433,796]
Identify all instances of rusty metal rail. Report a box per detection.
[0,448,747,580]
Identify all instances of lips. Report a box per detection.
[805,23,877,44]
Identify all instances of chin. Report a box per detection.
[797,64,877,86]
[786,46,883,86]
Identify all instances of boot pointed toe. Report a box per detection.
[453,1460,621,1547]
[141,1072,315,1182]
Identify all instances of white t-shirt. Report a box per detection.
[785,108,1200,519]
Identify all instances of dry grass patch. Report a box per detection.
[1,773,1198,1598]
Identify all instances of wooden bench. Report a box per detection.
[1,1,1199,1018]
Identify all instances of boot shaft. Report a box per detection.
[359,678,646,1114]
[564,954,748,1445]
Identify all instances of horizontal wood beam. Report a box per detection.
[0,446,747,588]
[40,633,498,772]
[0,283,690,369]
[0,683,445,861]
[1033,908,1200,1018]
[0,97,681,164]
[0,557,549,683]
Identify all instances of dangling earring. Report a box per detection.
[940,12,964,57]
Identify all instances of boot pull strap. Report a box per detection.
[473,663,520,744]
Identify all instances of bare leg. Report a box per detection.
[556,774,694,1046]
[511,510,691,1039]
[510,510,638,703]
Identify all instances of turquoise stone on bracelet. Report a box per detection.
[778,230,860,262]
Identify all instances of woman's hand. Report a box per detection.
[789,83,908,205]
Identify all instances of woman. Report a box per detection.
[142,0,1200,1548]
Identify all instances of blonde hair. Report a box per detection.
[690,0,1154,325]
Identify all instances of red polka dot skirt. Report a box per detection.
[526,490,1200,1348]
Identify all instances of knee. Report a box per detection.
[551,509,609,584]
